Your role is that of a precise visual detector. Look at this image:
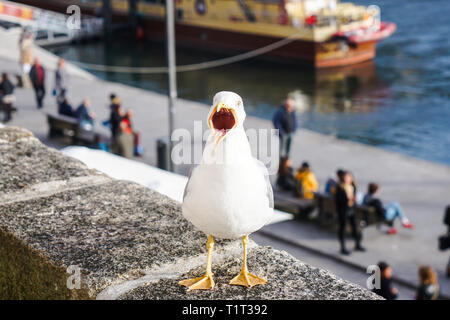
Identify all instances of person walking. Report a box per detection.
[334,171,365,255]
[19,30,33,88]
[272,97,298,158]
[373,261,398,300]
[29,58,46,109]
[416,266,439,300]
[54,58,69,104]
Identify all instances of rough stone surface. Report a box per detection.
[119,247,381,300]
[0,127,380,300]
[0,126,34,142]
[0,126,97,192]
[0,180,235,296]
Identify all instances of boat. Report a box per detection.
[12,0,396,68]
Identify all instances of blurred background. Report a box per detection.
[1,0,449,300]
[45,0,450,165]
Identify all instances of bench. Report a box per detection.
[273,189,316,218]
[315,192,337,226]
[46,113,109,146]
[355,204,384,228]
[316,192,385,229]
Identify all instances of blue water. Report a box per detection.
[49,0,450,165]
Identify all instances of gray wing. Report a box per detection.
[254,159,274,209]
[182,166,196,202]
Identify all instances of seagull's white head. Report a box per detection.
[207,91,246,138]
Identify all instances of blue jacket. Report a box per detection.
[272,105,298,136]
[76,103,94,123]
[58,101,76,118]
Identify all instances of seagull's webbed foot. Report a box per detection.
[179,235,215,291]
[230,270,266,288]
[229,235,267,288]
[179,273,215,291]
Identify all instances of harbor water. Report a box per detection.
[48,0,450,165]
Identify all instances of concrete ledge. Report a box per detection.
[118,247,379,300]
[0,127,99,192]
[0,126,381,300]
[0,226,90,299]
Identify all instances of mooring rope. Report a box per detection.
[69,32,304,74]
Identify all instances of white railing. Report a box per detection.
[0,0,103,45]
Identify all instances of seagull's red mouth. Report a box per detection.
[208,103,237,135]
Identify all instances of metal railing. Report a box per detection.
[0,0,103,45]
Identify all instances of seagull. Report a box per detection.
[179,91,274,291]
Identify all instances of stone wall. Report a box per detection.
[0,126,381,300]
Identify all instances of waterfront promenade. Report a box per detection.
[1,28,449,297]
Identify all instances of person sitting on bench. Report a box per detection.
[276,156,297,193]
[76,98,96,130]
[295,161,318,199]
[363,183,413,235]
[324,169,345,195]
[58,97,76,118]
[0,73,15,122]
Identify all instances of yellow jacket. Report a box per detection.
[295,169,319,199]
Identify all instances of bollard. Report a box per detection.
[157,138,169,171]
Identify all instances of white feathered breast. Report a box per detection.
[182,159,273,239]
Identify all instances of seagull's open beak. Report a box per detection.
[208,102,237,145]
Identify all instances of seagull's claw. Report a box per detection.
[229,270,267,288]
[179,273,215,291]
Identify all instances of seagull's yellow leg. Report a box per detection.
[179,235,215,291]
[230,235,267,288]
